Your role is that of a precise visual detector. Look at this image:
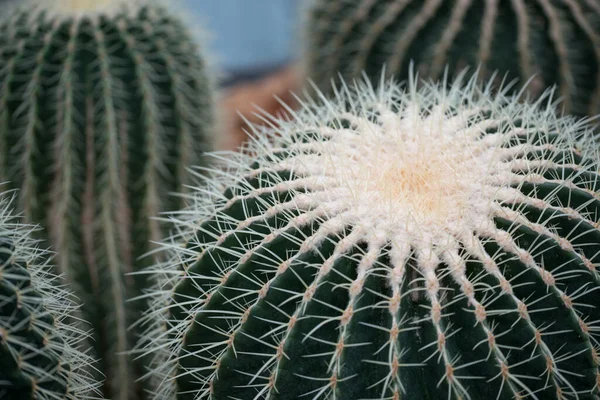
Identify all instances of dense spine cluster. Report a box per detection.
[138,74,600,400]
[0,1,214,398]
[306,0,600,117]
[0,194,99,400]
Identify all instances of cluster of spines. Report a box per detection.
[306,0,600,117]
[0,1,214,399]
[136,74,600,399]
[0,193,99,400]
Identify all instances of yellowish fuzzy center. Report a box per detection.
[337,128,493,231]
[377,159,447,214]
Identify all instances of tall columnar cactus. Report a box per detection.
[137,73,600,399]
[0,1,214,398]
[306,0,600,117]
[0,193,100,400]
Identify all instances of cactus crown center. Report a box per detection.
[317,105,501,231]
[374,158,454,216]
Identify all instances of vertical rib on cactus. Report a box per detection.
[0,193,100,399]
[137,71,600,399]
[306,0,600,117]
[0,1,214,399]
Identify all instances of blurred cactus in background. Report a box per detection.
[306,0,600,117]
[137,71,600,399]
[0,192,100,400]
[0,0,214,398]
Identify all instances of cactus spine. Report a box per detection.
[138,73,600,399]
[306,0,600,117]
[0,193,99,400]
[0,1,214,398]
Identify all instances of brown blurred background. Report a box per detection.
[218,65,300,151]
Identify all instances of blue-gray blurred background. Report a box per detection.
[181,0,303,87]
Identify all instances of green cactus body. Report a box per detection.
[0,194,99,400]
[138,74,600,399]
[306,0,600,117]
[0,1,214,398]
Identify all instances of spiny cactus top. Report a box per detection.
[138,73,600,400]
[0,194,99,400]
[0,0,214,399]
[306,0,600,117]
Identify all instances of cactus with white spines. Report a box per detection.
[306,0,600,117]
[0,1,214,398]
[0,193,100,400]
[137,72,600,400]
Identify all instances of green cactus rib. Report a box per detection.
[306,0,600,117]
[0,2,214,399]
[0,195,99,400]
[138,73,600,399]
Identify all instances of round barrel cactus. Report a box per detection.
[306,0,600,117]
[138,73,600,399]
[0,1,214,398]
[0,193,99,400]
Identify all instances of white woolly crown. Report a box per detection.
[136,71,600,399]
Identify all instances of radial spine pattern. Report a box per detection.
[306,0,600,117]
[0,1,214,399]
[139,74,600,399]
[0,194,99,400]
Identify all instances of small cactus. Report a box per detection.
[0,193,99,400]
[138,73,600,399]
[306,0,600,117]
[0,1,214,398]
